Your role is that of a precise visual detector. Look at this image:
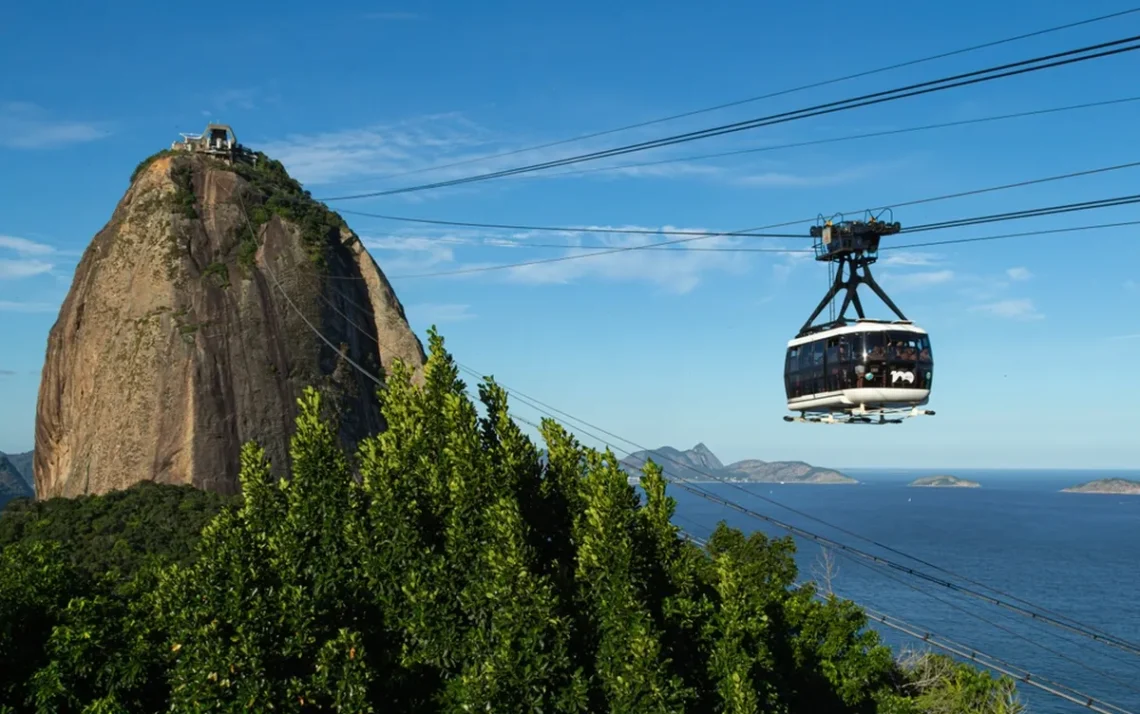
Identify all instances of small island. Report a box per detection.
[908,475,981,488]
[1062,478,1140,495]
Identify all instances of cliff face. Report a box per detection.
[34,151,426,499]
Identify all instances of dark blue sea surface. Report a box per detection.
[668,468,1140,714]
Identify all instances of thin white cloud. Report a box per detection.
[882,269,955,290]
[971,298,1043,320]
[361,224,774,292]
[0,259,54,279]
[261,115,495,186]
[211,88,259,111]
[0,299,58,312]
[1108,333,1140,341]
[259,114,826,191]
[0,235,56,256]
[407,303,476,325]
[0,102,110,149]
[883,252,942,267]
[734,162,884,188]
[498,230,753,294]
[1006,266,1032,281]
[363,234,460,275]
[1125,280,1137,291]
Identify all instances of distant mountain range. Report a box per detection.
[619,443,856,484]
[0,451,34,510]
[3,451,33,489]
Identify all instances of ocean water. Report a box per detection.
[669,469,1140,714]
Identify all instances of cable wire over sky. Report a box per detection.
[325,7,1140,186]
[336,158,1140,249]
[380,192,1140,279]
[254,196,1140,664]
[319,34,1140,201]
[225,182,1140,713]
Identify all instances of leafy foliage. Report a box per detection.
[0,330,1023,713]
[168,159,198,219]
[0,481,236,581]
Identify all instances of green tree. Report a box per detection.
[0,325,1026,714]
[0,541,78,711]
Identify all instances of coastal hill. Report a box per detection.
[909,475,981,488]
[620,443,856,484]
[0,450,34,491]
[33,146,425,500]
[0,454,33,510]
[1062,478,1140,495]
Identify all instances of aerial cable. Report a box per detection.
[328,8,1140,187]
[231,190,1140,659]
[537,96,1140,181]
[494,373,1138,652]
[857,607,1134,714]
[806,523,1140,689]
[248,212,1140,710]
[298,256,1140,675]
[656,520,1135,693]
[269,160,1140,282]
[382,220,1140,255]
[904,194,1140,233]
[473,371,1140,657]
[334,158,1140,243]
[333,210,806,238]
[319,34,1140,200]
[679,526,1134,714]
[382,196,1140,279]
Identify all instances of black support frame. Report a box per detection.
[798,253,909,336]
[797,217,908,337]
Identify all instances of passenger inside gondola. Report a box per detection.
[784,329,934,401]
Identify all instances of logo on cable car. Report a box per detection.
[890,370,915,384]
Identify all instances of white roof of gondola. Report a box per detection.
[787,319,927,348]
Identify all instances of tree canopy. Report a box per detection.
[0,329,1022,713]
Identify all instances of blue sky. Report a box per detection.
[1,0,1138,469]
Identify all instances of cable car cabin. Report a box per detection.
[784,321,933,420]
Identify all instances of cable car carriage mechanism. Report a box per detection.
[783,211,935,425]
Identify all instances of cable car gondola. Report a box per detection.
[783,212,936,425]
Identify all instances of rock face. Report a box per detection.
[620,444,856,484]
[34,150,426,499]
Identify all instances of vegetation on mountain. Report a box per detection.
[0,330,1021,712]
[226,152,348,269]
